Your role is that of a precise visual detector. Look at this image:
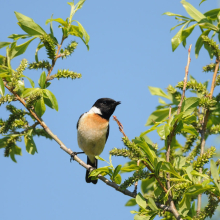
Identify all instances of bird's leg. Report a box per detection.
[70,151,85,162]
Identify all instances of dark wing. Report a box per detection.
[76,113,85,129]
[105,124,109,143]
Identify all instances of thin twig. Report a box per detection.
[113,116,127,137]
[46,36,66,81]
[210,59,219,99]
[133,160,140,194]
[166,106,172,193]
[164,45,192,220]
[197,57,220,215]
[113,115,168,193]
[178,44,192,114]
[13,122,39,135]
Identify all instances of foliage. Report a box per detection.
[0,0,89,161]
[2,1,220,220]
[90,1,220,219]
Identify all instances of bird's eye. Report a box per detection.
[102,101,107,104]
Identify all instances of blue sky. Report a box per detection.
[0,1,219,220]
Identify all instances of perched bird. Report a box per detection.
[77,98,121,184]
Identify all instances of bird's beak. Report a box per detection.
[115,101,121,106]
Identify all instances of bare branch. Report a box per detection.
[178,44,192,114]
[113,115,127,137]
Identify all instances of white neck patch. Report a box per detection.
[88,106,102,115]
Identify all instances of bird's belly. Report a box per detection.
[77,127,107,156]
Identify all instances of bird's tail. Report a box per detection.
[86,156,98,184]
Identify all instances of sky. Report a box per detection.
[0,0,220,220]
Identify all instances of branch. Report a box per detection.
[113,116,127,137]
[113,115,168,193]
[3,82,172,215]
[46,36,66,81]
[163,46,192,220]
[197,57,220,215]
[178,44,192,114]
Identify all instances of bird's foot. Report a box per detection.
[70,151,85,162]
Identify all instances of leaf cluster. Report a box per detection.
[0,0,88,162]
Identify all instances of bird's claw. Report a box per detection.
[70,151,85,162]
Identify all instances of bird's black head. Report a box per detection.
[92,98,121,120]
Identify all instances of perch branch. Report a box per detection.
[3,83,172,215]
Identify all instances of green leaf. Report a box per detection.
[204,9,220,20]
[72,20,90,47]
[182,24,197,43]
[141,122,164,136]
[43,89,58,111]
[45,18,68,27]
[8,34,31,41]
[125,198,137,206]
[195,29,211,58]
[0,78,5,96]
[179,194,191,216]
[160,162,183,179]
[113,165,122,180]
[163,12,190,20]
[182,124,198,136]
[134,138,156,165]
[15,12,47,36]
[10,37,36,59]
[148,86,171,100]
[10,144,22,163]
[157,124,170,140]
[134,215,150,220]
[181,0,207,22]
[0,136,11,148]
[76,0,86,10]
[136,193,146,209]
[120,164,141,173]
[35,43,44,62]
[89,166,110,177]
[158,98,167,105]
[22,75,35,88]
[183,115,196,124]
[190,170,209,179]
[173,156,187,170]
[210,159,220,192]
[179,184,213,216]
[24,130,38,155]
[95,155,107,162]
[22,88,41,98]
[181,97,199,117]
[0,42,11,49]
[145,107,177,126]
[199,0,207,6]
[34,97,46,117]
[141,177,156,194]
[148,197,158,211]
[15,80,25,93]
[114,174,122,184]
[171,21,189,52]
[38,71,46,89]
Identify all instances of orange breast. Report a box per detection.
[82,113,109,129]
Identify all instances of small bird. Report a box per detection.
[77,98,121,184]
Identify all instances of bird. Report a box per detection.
[76,98,121,184]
